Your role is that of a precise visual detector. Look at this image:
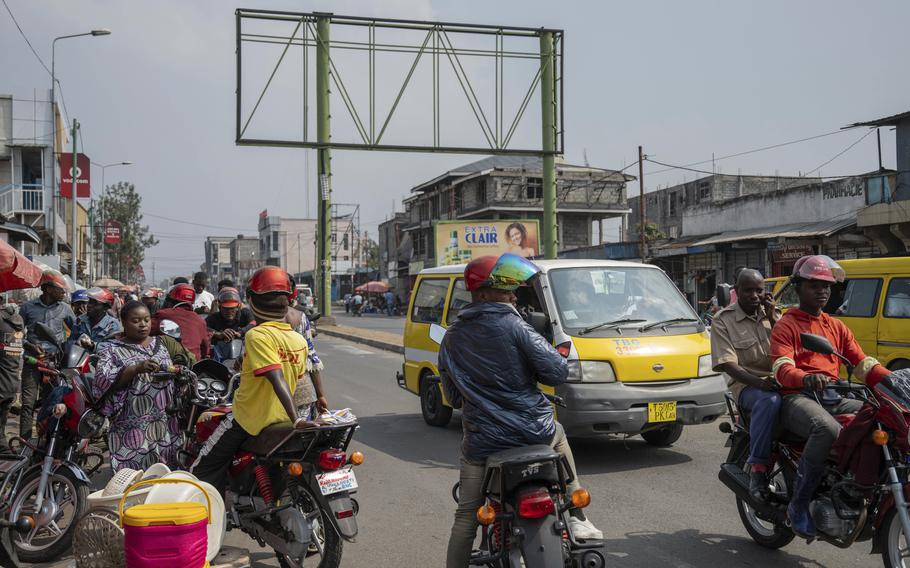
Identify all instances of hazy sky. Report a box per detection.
[3,0,908,280]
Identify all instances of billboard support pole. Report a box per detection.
[316,15,333,316]
[540,31,557,259]
[70,118,80,279]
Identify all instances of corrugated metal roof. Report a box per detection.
[847,110,910,128]
[690,217,856,247]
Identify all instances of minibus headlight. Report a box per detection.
[567,360,616,383]
[698,354,717,377]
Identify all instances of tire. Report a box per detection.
[275,488,343,568]
[735,496,794,549]
[420,375,452,427]
[881,507,910,568]
[641,424,683,447]
[889,359,910,372]
[9,467,89,563]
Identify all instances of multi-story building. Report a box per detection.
[396,155,632,290]
[0,92,68,256]
[229,234,261,288]
[203,236,233,281]
[378,212,409,303]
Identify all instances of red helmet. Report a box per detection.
[167,283,196,305]
[86,287,115,306]
[218,287,242,308]
[464,256,499,292]
[248,266,292,296]
[39,270,67,290]
[792,255,845,283]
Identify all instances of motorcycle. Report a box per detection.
[1,324,97,563]
[166,371,362,568]
[428,324,605,568]
[718,332,910,567]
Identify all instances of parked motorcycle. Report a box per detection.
[2,324,97,562]
[718,332,910,566]
[166,365,362,568]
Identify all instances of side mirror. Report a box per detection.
[34,322,60,349]
[800,332,835,355]
[309,312,322,322]
[429,323,446,345]
[160,319,182,341]
[716,284,732,308]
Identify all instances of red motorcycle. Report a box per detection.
[718,332,910,567]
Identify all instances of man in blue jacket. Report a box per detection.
[439,254,602,567]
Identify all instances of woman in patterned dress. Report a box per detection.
[92,301,183,471]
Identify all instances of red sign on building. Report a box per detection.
[59,153,91,198]
[104,221,122,245]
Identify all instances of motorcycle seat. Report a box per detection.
[241,422,309,455]
[486,445,559,468]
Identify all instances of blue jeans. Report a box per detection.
[739,387,782,466]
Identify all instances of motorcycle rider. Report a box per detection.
[151,283,210,361]
[439,254,602,568]
[206,287,255,342]
[141,289,161,315]
[770,255,890,539]
[711,269,781,500]
[19,270,76,439]
[191,266,321,493]
[71,289,89,317]
[69,287,122,351]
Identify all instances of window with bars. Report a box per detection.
[526,177,543,199]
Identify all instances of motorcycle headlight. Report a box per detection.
[698,354,718,377]
[566,360,616,383]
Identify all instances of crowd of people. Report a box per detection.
[0,268,327,477]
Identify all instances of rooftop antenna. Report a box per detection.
[583,148,590,167]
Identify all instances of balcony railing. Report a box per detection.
[0,184,44,215]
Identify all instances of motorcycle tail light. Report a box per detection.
[517,489,555,519]
[318,449,347,471]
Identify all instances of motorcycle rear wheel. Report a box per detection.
[276,487,343,568]
[882,507,910,568]
[735,496,794,549]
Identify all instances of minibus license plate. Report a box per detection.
[648,401,677,423]
[317,469,358,496]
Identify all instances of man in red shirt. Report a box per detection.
[151,283,210,361]
[770,255,889,539]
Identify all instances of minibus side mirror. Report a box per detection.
[429,323,447,345]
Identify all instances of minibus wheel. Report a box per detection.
[641,424,683,447]
[420,373,453,427]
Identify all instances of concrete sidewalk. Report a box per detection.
[318,323,404,354]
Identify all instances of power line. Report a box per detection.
[142,212,257,232]
[2,0,50,74]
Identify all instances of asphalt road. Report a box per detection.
[333,311,406,335]
[40,336,878,567]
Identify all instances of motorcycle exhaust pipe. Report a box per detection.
[717,463,786,523]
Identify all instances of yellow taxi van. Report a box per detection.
[771,257,910,371]
[396,259,728,446]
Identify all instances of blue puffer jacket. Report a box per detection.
[438,302,568,463]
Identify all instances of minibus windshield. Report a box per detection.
[550,266,699,334]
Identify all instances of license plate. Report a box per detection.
[317,469,358,496]
[647,401,677,423]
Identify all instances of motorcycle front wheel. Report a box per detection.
[9,467,88,563]
[882,507,910,568]
[276,487,343,568]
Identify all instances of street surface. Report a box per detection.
[333,311,406,335]
[38,335,877,567]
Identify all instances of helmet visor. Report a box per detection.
[488,253,540,291]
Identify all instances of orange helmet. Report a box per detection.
[39,270,67,290]
[792,255,845,283]
[167,283,196,305]
[247,266,292,296]
[86,287,115,306]
[218,287,242,308]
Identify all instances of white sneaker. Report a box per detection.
[569,517,603,540]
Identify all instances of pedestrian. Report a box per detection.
[352,292,363,316]
[384,290,395,316]
[0,306,23,451]
[19,271,76,439]
[151,284,210,361]
[92,301,183,471]
[192,272,215,314]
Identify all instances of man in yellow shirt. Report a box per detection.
[192,266,328,492]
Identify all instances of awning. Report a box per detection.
[690,217,856,247]
[651,236,712,258]
[0,222,40,244]
[0,240,42,291]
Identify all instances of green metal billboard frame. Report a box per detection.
[235,9,564,314]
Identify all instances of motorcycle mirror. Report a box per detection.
[800,332,835,356]
[160,319,181,341]
[429,323,446,345]
[34,322,60,349]
[309,312,322,322]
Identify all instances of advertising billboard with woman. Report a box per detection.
[434,220,540,265]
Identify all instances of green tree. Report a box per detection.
[636,220,665,243]
[366,238,380,270]
[93,182,158,282]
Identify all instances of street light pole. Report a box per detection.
[97,161,132,279]
[50,28,111,256]
[69,118,79,279]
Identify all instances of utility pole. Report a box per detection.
[638,145,646,261]
[70,119,80,279]
[877,128,883,171]
[540,30,558,259]
[316,15,332,316]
